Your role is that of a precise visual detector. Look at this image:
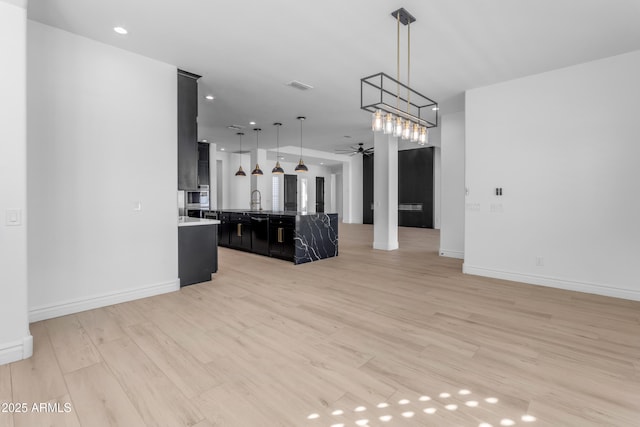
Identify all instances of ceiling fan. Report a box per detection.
[335,142,374,157]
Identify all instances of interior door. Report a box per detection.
[315,176,325,213]
[284,174,297,212]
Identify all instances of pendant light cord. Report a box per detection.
[407,20,411,113]
[396,12,400,110]
[300,119,303,157]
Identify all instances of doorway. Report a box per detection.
[316,176,325,213]
[284,174,297,212]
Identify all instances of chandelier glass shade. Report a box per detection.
[251,128,263,176]
[234,132,246,176]
[361,8,437,145]
[272,122,284,174]
[295,116,308,172]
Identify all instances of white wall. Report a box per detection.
[465,49,640,301]
[27,21,180,320]
[0,0,32,365]
[440,112,466,259]
[433,147,441,230]
[335,173,344,219]
[342,155,363,223]
[216,151,251,209]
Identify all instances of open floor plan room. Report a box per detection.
[2,225,639,427]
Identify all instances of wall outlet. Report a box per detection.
[5,209,22,226]
[536,256,544,266]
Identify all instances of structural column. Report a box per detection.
[373,131,398,250]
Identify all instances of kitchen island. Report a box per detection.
[178,216,220,286]
[208,211,338,264]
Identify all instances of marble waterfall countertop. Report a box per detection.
[178,216,221,227]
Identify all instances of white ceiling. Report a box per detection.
[28,0,640,164]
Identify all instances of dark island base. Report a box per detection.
[211,211,338,264]
[294,213,339,264]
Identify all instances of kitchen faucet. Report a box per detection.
[250,189,262,211]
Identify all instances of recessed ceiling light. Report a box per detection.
[249,121,256,125]
[280,157,285,160]
[202,139,207,142]
[113,26,128,35]
[221,148,225,151]
[432,107,439,111]
[320,162,324,165]
[205,95,214,100]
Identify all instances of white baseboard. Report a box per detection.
[29,279,179,322]
[373,241,399,251]
[0,334,33,365]
[439,248,464,259]
[463,264,640,301]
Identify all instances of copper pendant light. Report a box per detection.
[251,128,263,176]
[234,132,246,176]
[272,122,284,174]
[295,116,308,173]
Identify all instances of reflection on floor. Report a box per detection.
[306,389,538,426]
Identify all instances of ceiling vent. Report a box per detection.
[287,80,314,91]
[227,125,245,130]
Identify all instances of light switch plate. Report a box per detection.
[5,209,22,226]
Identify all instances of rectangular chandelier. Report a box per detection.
[361,72,438,129]
[360,8,438,145]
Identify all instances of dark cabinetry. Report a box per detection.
[363,147,434,228]
[178,224,217,287]
[269,216,295,261]
[251,215,270,256]
[177,69,200,190]
[229,213,252,251]
[216,212,230,247]
[197,142,209,186]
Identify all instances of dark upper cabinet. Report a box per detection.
[198,142,210,186]
[177,69,200,190]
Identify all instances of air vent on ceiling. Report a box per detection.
[287,80,314,91]
[227,125,245,130]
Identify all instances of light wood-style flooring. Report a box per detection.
[2,224,639,427]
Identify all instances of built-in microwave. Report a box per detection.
[186,185,209,210]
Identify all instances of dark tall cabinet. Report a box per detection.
[363,155,374,224]
[363,147,434,228]
[177,69,200,190]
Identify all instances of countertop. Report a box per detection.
[178,216,221,227]
[216,210,337,217]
